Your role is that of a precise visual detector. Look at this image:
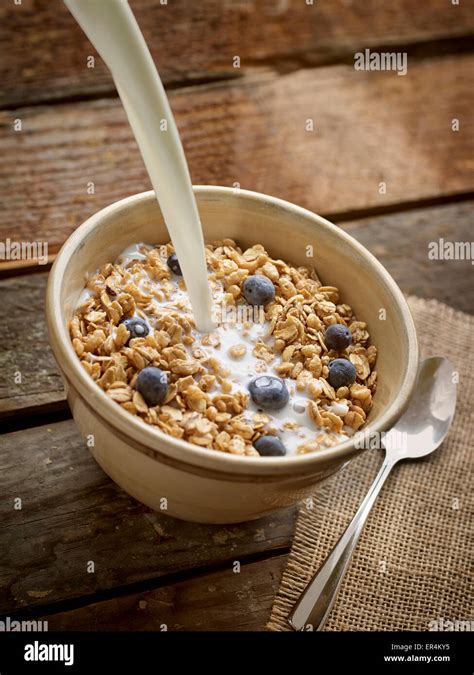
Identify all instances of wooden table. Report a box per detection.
[0,1,473,631]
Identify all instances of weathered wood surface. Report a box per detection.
[0,274,64,419]
[0,420,296,615]
[0,1,473,632]
[0,55,472,254]
[341,201,474,313]
[42,556,286,631]
[1,201,472,421]
[1,0,473,107]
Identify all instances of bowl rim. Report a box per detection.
[46,186,419,477]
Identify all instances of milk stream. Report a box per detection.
[64,0,215,332]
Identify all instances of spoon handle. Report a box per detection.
[288,454,397,631]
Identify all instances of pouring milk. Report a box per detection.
[64,0,215,332]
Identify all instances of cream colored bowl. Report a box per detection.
[46,188,418,523]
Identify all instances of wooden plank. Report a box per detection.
[0,274,65,418]
[39,556,287,631]
[341,200,474,309]
[0,420,296,615]
[1,0,473,107]
[1,200,472,421]
[0,55,472,256]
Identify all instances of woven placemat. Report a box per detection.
[267,296,473,631]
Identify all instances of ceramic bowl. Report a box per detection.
[46,187,418,523]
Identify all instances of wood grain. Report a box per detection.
[1,0,473,107]
[1,201,472,422]
[0,55,472,257]
[40,555,286,631]
[0,273,64,418]
[341,201,474,311]
[0,420,296,615]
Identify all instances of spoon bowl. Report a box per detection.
[383,356,456,459]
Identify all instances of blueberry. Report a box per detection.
[328,358,357,388]
[167,252,182,275]
[136,367,168,406]
[243,275,275,306]
[254,435,287,457]
[325,324,352,351]
[248,375,289,410]
[121,316,149,341]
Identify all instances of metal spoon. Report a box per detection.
[288,356,457,631]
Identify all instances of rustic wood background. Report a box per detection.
[0,0,472,631]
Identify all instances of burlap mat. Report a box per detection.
[267,297,473,631]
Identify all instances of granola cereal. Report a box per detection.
[70,240,377,457]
